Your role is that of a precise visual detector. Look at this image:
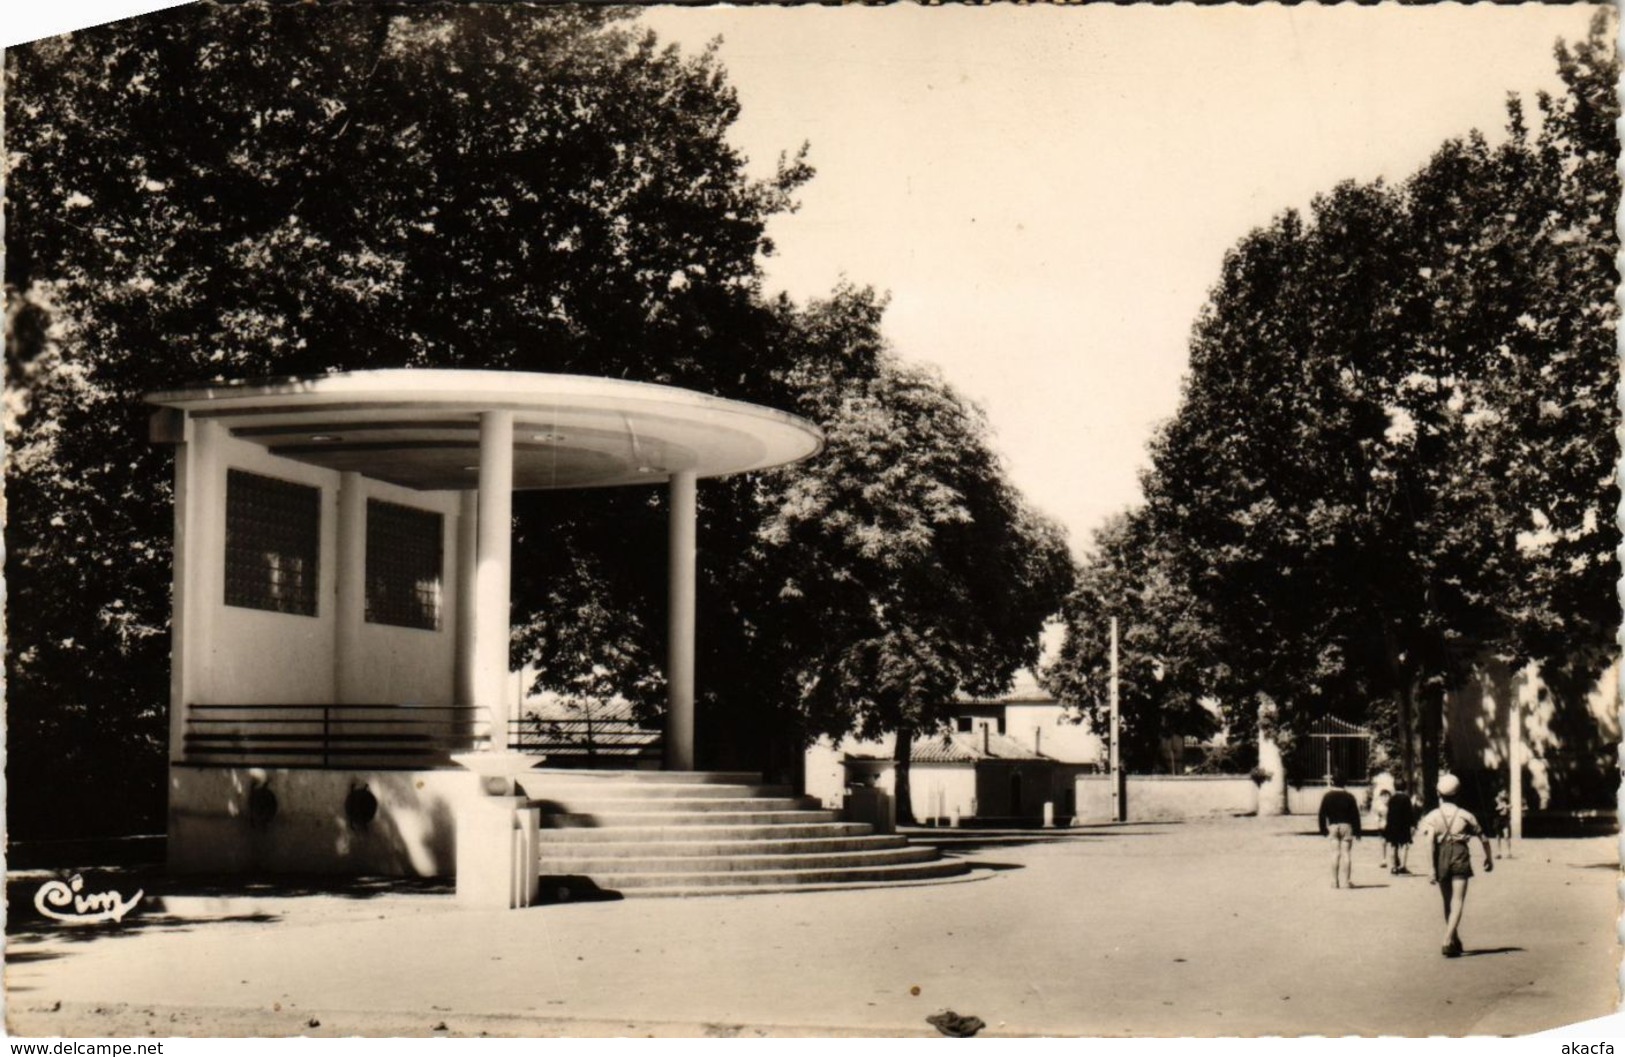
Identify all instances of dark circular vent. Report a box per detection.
[248,784,278,829]
[345,783,379,829]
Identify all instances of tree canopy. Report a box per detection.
[747,293,1075,815]
[1043,509,1223,773]
[1050,12,1619,800]
[5,5,1070,837]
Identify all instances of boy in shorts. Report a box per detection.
[1492,788,1512,858]
[1317,772,1362,889]
[1417,774,1493,957]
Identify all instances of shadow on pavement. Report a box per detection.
[1461,946,1524,957]
[8,867,450,911]
[7,912,282,966]
[536,875,624,904]
[904,826,1173,858]
[6,836,166,871]
[7,866,450,946]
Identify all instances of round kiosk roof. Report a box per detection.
[146,370,824,491]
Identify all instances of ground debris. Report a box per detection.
[926,1010,985,1037]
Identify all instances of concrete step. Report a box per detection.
[518,781,794,801]
[536,796,816,814]
[518,768,764,785]
[592,859,971,891]
[617,871,984,899]
[517,768,963,900]
[539,846,940,874]
[533,821,877,842]
[535,834,911,858]
[544,809,839,828]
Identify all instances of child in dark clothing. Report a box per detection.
[1384,780,1416,874]
[1317,772,1362,889]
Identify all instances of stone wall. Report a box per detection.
[1074,774,1259,823]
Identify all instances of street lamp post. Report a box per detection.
[1110,617,1125,823]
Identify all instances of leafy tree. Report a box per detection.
[510,285,1079,801]
[1486,14,1621,685]
[1044,508,1223,772]
[6,9,1071,838]
[1144,186,1408,751]
[1134,14,1618,802]
[4,3,809,838]
[719,288,1075,815]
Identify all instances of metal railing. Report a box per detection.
[183,703,491,768]
[509,714,662,765]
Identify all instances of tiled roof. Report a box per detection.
[847,730,1047,764]
[918,731,1046,763]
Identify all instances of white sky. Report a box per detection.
[640,4,1602,558]
[2,4,1604,561]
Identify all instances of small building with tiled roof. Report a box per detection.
[805,670,1104,825]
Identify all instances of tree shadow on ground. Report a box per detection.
[903,826,1172,857]
[9,867,450,910]
[9,912,281,950]
[7,836,165,871]
[7,866,451,950]
[1461,946,1524,957]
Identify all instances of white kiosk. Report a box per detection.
[148,369,822,897]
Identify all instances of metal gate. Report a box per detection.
[1293,716,1373,785]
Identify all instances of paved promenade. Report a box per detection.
[5,816,1617,1037]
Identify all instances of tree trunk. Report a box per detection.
[893,726,917,826]
[1419,680,1444,810]
[1256,694,1288,817]
[1376,621,1416,795]
[1397,681,1416,796]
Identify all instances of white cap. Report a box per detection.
[1436,774,1461,797]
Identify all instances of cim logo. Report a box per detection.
[34,873,144,924]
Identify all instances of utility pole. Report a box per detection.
[1110,617,1125,822]
[1508,669,1523,858]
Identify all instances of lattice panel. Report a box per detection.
[224,469,320,616]
[365,499,443,630]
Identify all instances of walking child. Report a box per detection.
[1317,771,1362,889]
[1417,774,1493,957]
[1384,779,1416,875]
[1374,787,1392,867]
[1493,788,1512,859]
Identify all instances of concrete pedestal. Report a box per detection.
[455,795,540,910]
[843,789,895,834]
